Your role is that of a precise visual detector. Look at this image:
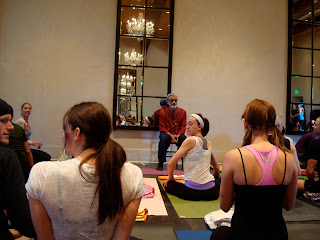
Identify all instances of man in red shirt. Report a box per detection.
[153,99,168,127]
[157,93,186,171]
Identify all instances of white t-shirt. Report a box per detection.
[184,136,215,184]
[26,159,144,240]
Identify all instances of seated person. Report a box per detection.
[153,99,168,127]
[298,133,320,194]
[15,103,51,164]
[26,102,144,239]
[0,99,36,240]
[274,116,301,175]
[163,113,220,201]
[295,117,320,163]
[157,93,187,171]
[211,99,297,240]
[4,106,34,183]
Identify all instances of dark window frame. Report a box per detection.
[113,0,175,130]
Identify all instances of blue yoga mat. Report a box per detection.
[175,230,212,240]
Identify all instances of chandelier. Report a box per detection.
[119,72,136,96]
[126,13,155,37]
[124,48,143,65]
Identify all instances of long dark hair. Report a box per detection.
[242,99,286,153]
[63,102,126,225]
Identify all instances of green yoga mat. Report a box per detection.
[159,179,221,218]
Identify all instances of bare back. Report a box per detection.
[231,143,296,186]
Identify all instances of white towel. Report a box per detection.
[204,208,234,229]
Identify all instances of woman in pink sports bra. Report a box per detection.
[211,99,298,240]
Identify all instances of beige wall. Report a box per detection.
[0,0,288,163]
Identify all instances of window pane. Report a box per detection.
[314,50,320,77]
[142,97,164,126]
[116,96,133,123]
[314,24,320,49]
[145,39,169,67]
[311,105,320,120]
[313,78,320,104]
[121,7,146,36]
[118,69,137,96]
[146,9,170,38]
[291,76,311,103]
[147,0,171,9]
[292,48,312,76]
[293,0,312,21]
[143,68,168,96]
[119,37,144,66]
[293,22,312,48]
[121,0,146,7]
[289,103,308,131]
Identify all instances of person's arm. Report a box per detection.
[220,150,235,212]
[24,141,34,167]
[283,159,298,211]
[28,196,54,240]
[163,138,194,187]
[306,159,318,180]
[210,152,220,178]
[290,141,301,175]
[159,110,169,134]
[112,197,142,240]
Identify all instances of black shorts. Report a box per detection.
[305,179,320,192]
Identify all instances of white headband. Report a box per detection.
[190,114,204,128]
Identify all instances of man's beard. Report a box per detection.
[170,105,177,109]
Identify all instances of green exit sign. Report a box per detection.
[295,90,299,94]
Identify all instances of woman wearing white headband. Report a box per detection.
[163,113,220,200]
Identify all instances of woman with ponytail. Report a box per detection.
[211,99,298,240]
[26,102,144,240]
[163,113,220,201]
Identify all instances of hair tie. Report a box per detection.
[190,114,204,128]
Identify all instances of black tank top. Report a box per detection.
[231,148,288,240]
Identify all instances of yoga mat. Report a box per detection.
[175,230,212,240]
[139,178,168,216]
[283,198,320,221]
[130,223,176,240]
[287,224,320,240]
[141,168,184,175]
[159,179,221,218]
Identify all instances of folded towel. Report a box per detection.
[204,208,234,230]
[142,184,155,199]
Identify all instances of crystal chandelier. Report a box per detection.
[119,72,136,96]
[126,13,155,37]
[124,48,143,65]
[121,72,136,85]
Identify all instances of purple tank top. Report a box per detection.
[243,145,279,186]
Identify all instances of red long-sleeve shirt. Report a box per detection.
[159,107,186,136]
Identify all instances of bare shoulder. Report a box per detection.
[184,136,196,144]
[223,148,242,165]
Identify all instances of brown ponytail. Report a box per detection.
[241,99,287,153]
[63,102,126,224]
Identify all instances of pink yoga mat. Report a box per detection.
[139,178,168,216]
[141,168,184,175]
